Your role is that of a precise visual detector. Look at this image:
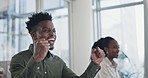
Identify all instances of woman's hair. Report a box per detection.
[92,36,115,56]
[25,12,52,33]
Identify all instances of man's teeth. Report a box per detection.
[49,38,54,40]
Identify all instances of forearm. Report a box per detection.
[79,61,101,78]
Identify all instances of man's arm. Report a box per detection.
[79,61,101,78]
[62,47,104,78]
[61,61,101,78]
[79,47,104,78]
[10,55,38,78]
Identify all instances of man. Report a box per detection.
[10,12,104,78]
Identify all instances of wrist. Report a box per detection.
[91,60,101,65]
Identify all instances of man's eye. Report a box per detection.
[43,29,50,32]
[42,29,56,33]
[113,46,119,49]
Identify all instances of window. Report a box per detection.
[93,0,144,78]
[0,0,69,77]
[44,0,65,10]
[100,0,143,8]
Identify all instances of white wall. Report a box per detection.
[68,0,94,75]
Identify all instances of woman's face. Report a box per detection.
[106,40,119,58]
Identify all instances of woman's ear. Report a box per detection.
[104,47,108,52]
[104,47,109,55]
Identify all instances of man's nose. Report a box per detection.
[51,30,55,35]
[49,30,56,37]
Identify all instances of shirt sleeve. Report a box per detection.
[10,55,38,78]
[62,61,101,78]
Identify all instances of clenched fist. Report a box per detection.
[91,47,105,65]
[33,38,49,62]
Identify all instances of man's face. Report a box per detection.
[31,20,56,50]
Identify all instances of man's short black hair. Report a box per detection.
[26,12,52,33]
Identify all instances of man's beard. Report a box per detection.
[49,46,54,50]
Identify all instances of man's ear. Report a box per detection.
[30,32,36,40]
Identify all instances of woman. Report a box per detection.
[93,36,121,78]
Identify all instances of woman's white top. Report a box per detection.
[95,57,121,78]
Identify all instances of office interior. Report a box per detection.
[0,0,147,78]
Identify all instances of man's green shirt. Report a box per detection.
[10,44,100,78]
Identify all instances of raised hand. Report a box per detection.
[33,38,49,62]
[91,47,105,65]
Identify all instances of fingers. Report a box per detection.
[91,47,105,65]
[36,38,49,46]
[95,47,101,57]
[33,38,49,62]
[99,50,105,58]
[34,38,50,54]
[92,47,104,58]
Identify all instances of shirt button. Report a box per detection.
[37,67,40,70]
[45,72,47,74]
[96,69,99,72]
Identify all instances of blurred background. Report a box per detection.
[0,0,146,78]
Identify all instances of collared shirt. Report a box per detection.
[95,57,121,78]
[10,44,101,78]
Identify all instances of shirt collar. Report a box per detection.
[28,44,53,58]
[104,57,117,68]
